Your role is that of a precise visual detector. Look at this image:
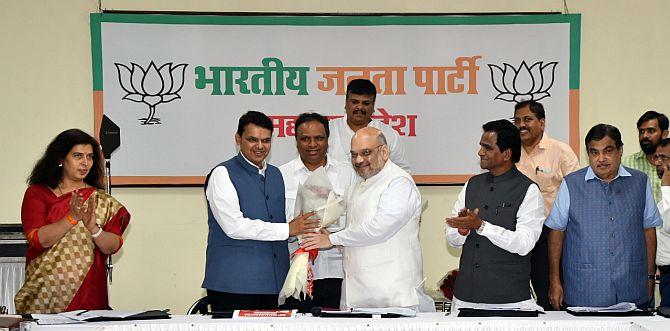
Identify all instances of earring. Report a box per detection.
[58,163,62,167]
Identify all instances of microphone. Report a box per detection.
[99,115,120,159]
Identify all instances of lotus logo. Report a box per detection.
[115,61,188,125]
[488,61,557,103]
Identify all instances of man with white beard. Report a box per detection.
[301,127,433,311]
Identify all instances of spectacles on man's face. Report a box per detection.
[652,154,670,162]
[350,145,383,159]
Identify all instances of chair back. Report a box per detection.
[187,296,209,315]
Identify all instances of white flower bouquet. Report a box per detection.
[278,167,345,305]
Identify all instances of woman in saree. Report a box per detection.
[14,129,130,313]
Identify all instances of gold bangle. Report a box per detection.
[66,214,78,225]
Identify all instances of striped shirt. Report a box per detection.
[622,150,661,202]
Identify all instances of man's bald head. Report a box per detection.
[352,127,387,145]
[350,127,390,179]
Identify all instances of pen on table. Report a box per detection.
[76,310,89,316]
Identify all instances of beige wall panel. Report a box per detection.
[2,0,668,312]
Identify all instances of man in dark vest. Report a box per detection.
[202,111,320,311]
[446,119,545,312]
[546,124,661,310]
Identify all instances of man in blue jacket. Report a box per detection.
[203,111,319,311]
[546,124,661,310]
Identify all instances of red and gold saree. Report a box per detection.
[15,185,130,313]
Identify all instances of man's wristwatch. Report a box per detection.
[476,220,486,235]
[648,274,658,281]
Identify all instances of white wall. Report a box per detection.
[2,0,669,313]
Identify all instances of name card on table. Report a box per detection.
[233,310,297,319]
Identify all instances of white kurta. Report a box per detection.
[656,186,670,266]
[330,160,433,311]
[328,117,412,174]
[206,155,290,241]
[445,180,545,312]
[279,156,354,280]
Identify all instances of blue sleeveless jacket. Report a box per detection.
[562,166,648,307]
[202,153,289,294]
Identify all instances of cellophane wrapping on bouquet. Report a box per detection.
[278,167,345,305]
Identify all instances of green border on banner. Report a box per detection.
[568,15,581,89]
[90,13,581,91]
[90,14,103,91]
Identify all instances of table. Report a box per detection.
[24,312,670,331]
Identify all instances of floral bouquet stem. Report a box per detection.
[278,245,319,305]
[277,167,345,306]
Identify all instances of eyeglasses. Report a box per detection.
[652,155,670,162]
[350,145,383,159]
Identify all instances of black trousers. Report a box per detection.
[530,225,552,310]
[207,289,278,311]
[281,278,343,313]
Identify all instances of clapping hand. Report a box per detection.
[456,208,470,235]
[68,191,97,231]
[68,190,85,223]
[445,208,483,235]
[81,196,98,232]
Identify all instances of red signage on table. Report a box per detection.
[233,310,297,318]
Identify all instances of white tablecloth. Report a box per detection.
[24,312,670,331]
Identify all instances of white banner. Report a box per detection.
[91,14,581,185]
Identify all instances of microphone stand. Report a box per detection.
[99,113,121,297]
[105,159,114,285]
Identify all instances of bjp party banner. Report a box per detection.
[90,14,580,185]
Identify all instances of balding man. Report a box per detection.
[302,127,433,311]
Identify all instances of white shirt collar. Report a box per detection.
[239,152,266,176]
[295,155,335,174]
[585,164,631,182]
